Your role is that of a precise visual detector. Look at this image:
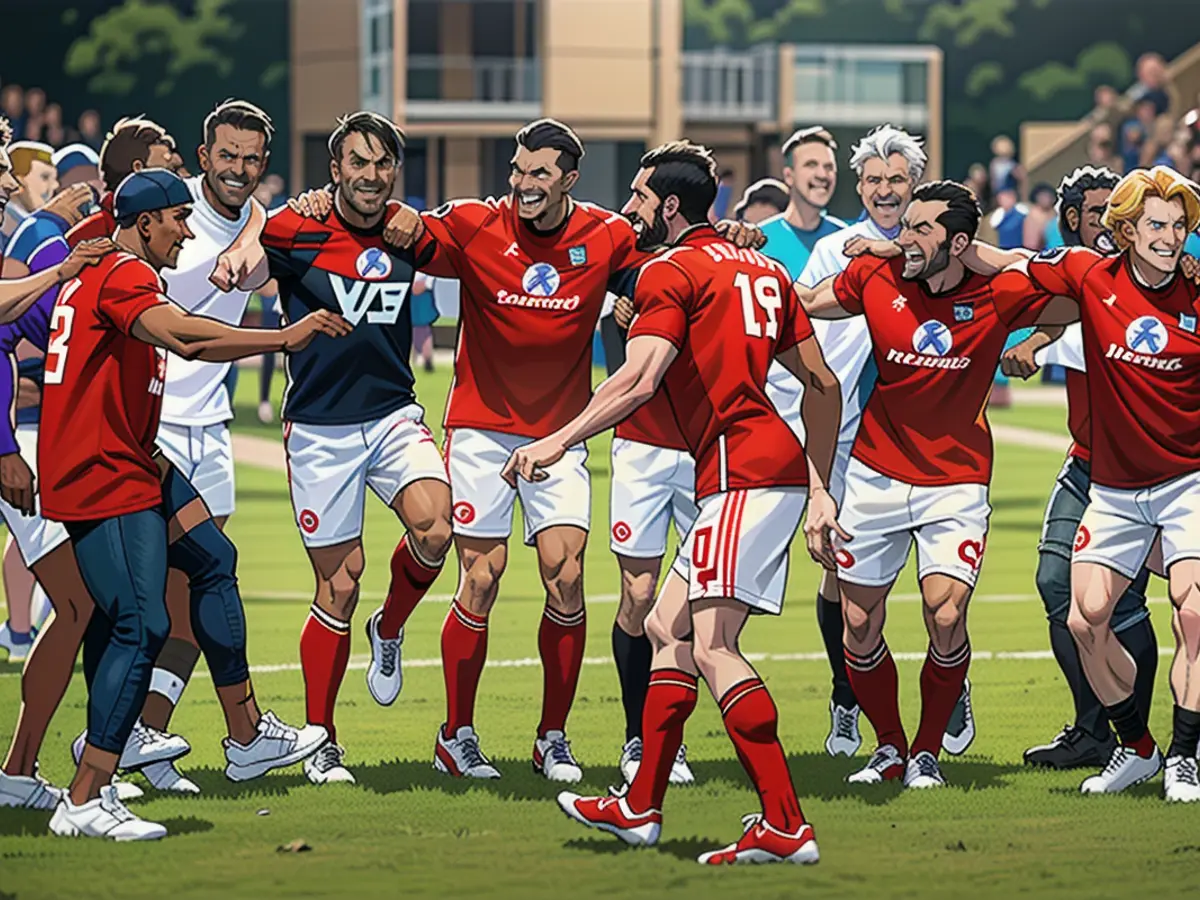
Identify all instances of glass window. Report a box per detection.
[852,60,902,105]
[407,0,439,56]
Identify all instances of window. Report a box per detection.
[361,0,393,114]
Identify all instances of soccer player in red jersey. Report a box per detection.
[798,181,1045,789]
[505,141,844,866]
[987,166,1200,802]
[39,168,347,841]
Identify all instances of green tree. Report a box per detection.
[1018,42,1131,102]
[64,0,243,97]
[918,0,1017,47]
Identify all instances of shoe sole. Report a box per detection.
[122,743,192,773]
[698,842,820,865]
[224,737,326,783]
[49,821,166,842]
[942,723,975,756]
[532,760,583,784]
[364,612,401,707]
[1081,763,1163,794]
[556,795,657,847]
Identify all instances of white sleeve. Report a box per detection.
[1036,323,1086,372]
[798,236,841,288]
[601,291,617,320]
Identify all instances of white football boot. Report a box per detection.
[0,766,63,810]
[223,711,327,782]
[304,742,356,784]
[825,701,863,757]
[140,760,201,794]
[942,679,976,756]
[846,744,906,784]
[1164,755,1200,803]
[904,751,948,789]
[365,609,403,706]
[434,725,501,778]
[48,784,166,841]
[533,730,583,783]
[1080,745,1163,794]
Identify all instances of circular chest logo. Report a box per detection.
[522,262,560,296]
[1125,315,1168,356]
[299,509,320,534]
[453,501,476,525]
[912,320,953,356]
[356,248,393,280]
[612,521,632,543]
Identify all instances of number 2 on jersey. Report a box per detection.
[734,271,781,339]
[45,305,75,385]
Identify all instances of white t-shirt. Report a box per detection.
[1036,323,1086,372]
[159,176,253,425]
[767,217,887,446]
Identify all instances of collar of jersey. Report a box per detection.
[676,222,717,246]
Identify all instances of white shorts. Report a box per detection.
[835,457,991,588]
[0,425,68,566]
[609,438,697,559]
[446,427,590,546]
[670,487,807,615]
[285,404,447,549]
[1075,471,1200,579]
[156,421,236,517]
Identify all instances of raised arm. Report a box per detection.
[0,239,115,323]
[131,303,351,362]
[795,274,853,320]
[210,197,269,292]
[961,241,1033,276]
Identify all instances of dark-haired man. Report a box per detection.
[800,180,1045,789]
[734,177,788,224]
[506,140,842,865]
[1000,166,1159,770]
[231,111,454,785]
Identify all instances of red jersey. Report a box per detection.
[66,192,115,247]
[615,389,689,450]
[833,255,1043,486]
[39,253,168,522]
[414,196,652,438]
[996,246,1200,489]
[628,226,812,501]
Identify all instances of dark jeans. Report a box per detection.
[600,314,626,377]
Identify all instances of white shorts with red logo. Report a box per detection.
[670,487,807,615]
[609,437,697,558]
[446,428,590,546]
[1074,471,1200,578]
[284,404,448,548]
[0,425,69,566]
[835,457,991,588]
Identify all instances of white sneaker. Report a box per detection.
[1081,745,1163,794]
[0,621,33,663]
[304,742,356,784]
[70,730,147,801]
[120,719,191,771]
[223,711,328,782]
[670,743,696,785]
[619,737,642,785]
[533,730,583,783]
[141,760,201,794]
[365,609,403,706]
[0,767,63,810]
[847,744,906,784]
[825,701,862,757]
[942,679,976,756]
[1164,755,1200,803]
[434,725,501,778]
[48,784,166,841]
[904,751,947,789]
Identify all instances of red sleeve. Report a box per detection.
[989,269,1055,329]
[66,212,112,248]
[1026,246,1100,298]
[261,206,305,249]
[415,199,496,278]
[777,277,816,352]
[98,258,167,335]
[628,258,691,349]
[831,255,885,315]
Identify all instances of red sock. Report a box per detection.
[719,678,805,834]
[911,642,971,757]
[300,605,351,742]
[845,640,908,756]
[537,605,586,737]
[626,669,698,814]
[378,536,442,640]
[442,601,488,737]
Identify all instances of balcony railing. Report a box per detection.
[406,56,542,120]
[790,45,934,128]
[682,46,777,122]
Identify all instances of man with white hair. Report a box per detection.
[797,124,974,760]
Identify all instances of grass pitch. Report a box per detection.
[0,366,1191,899]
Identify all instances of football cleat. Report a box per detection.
[846,744,905,784]
[670,743,696,785]
[904,751,947,789]
[223,711,327,782]
[1080,745,1162,794]
[557,790,661,847]
[697,814,819,866]
[825,701,862,757]
[434,725,501,779]
[0,621,33,663]
[618,738,695,786]
[141,760,201,795]
[48,784,166,842]
[304,742,356,784]
[533,731,583,783]
[1164,755,1200,803]
[1024,725,1116,770]
[0,766,63,810]
[365,609,403,706]
[942,679,976,756]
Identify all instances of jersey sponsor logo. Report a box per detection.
[453,501,476,525]
[568,246,587,266]
[522,263,561,296]
[953,303,974,322]
[355,248,393,280]
[611,520,632,543]
[957,539,985,571]
[497,263,581,311]
[1125,315,1168,355]
[912,320,953,356]
[1181,313,1197,334]
[1104,342,1183,371]
[891,295,907,312]
[886,347,971,370]
[299,509,320,534]
[328,273,410,326]
[1074,525,1090,552]
[1036,246,1068,263]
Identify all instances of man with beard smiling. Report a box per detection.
[797,180,1046,789]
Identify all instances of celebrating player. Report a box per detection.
[506,141,843,865]
[38,168,343,840]
[987,166,1200,802]
[800,181,1043,788]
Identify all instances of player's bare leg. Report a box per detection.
[1164,560,1200,801]
[691,596,818,865]
[1,539,36,661]
[436,535,506,778]
[532,524,588,782]
[1069,560,1161,793]
[367,478,452,706]
[819,567,861,756]
[841,580,907,783]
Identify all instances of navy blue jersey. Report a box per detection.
[262,201,430,425]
